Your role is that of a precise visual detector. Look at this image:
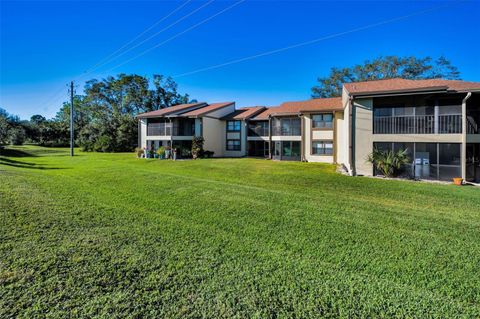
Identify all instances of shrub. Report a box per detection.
[156,146,165,158]
[367,148,410,177]
[9,127,26,145]
[192,136,204,159]
[135,147,144,158]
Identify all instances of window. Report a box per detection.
[227,120,241,132]
[226,139,241,151]
[312,141,333,155]
[312,114,333,129]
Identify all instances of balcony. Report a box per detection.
[374,114,462,134]
[248,121,269,137]
[147,119,195,136]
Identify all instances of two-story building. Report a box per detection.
[137,78,480,183]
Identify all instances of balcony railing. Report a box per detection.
[374,114,462,134]
[147,120,195,136]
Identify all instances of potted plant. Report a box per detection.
[156,146,166,159]
[453,177,463,186]
[165,146,171,159]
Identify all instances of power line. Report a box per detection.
[104,0,246,73]
[84,0,193,74]
[37,0,197,111]
[172,1,460,78]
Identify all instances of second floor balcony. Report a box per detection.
[374,114,462,134]
[372,104,469,134]
[147,118,196,136]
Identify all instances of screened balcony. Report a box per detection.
[146,118,195,136]
[272,117,301,136]
[373,105,462,134]
[248,121,269,137]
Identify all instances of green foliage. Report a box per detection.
[8,126,26,145]
[367,148,411,177]
[191,136,204,159]
[156,146,165,157]
[1,146,479,318]
[312,55,461,98]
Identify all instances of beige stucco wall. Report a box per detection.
[202,117,225,157]
[335,111,348,165]
[340,88,352,172]
[354,98,374,176]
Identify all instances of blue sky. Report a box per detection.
[1,0,479,120]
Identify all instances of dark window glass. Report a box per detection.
[248,121,269,136]
[312,141,333,155]
[373,142,392,152]
[438,143,461,165]
[312,113,333,129]
[226,139,241,151]
[227,120,241,132]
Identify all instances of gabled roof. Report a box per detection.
[251,97,343,120]
[182,102,234,118]
[279,97,343,113]
[250,107,279,120]
[136,102,207,118]
[344,78,480,96]
[221,106,266,120]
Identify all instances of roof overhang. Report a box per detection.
[349,86,449,98]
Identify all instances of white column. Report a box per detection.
[461,92,472,180]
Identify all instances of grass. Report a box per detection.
[1,145,479,318]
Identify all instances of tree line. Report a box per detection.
[0,55,461,152]
[1,74,193,152]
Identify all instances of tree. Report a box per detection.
[311,55,461,98]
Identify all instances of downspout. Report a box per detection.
[268,115,273,159]
[461,92,472,181]
[138,118,142,148]
[298,112,305,161]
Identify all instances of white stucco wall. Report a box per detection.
[354,98,374,176]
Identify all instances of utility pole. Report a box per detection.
[70,81,74,157]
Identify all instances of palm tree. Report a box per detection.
[367,148,411,177]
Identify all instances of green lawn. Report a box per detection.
[1,146,479,318]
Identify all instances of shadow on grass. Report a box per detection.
[0,148,38,157]
[0,157,67,170]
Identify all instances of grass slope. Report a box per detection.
[1,146,479,318]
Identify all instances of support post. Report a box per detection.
[461,92,472,181]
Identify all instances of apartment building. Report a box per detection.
[137,78,480,183]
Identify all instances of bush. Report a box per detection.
[367,148,410,177]
[156,146,165,158]
[135,147,144,158]
[94,135,114,152]
[191,136,204,159]
[9,127,26,145]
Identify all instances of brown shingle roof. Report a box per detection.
[251,97,343,120]
[250,107,279,120]
[344,78,480,95]
[182,102,234,117]
[136,102,207,118]
[279,97,343,113]
[221,106,266,120]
